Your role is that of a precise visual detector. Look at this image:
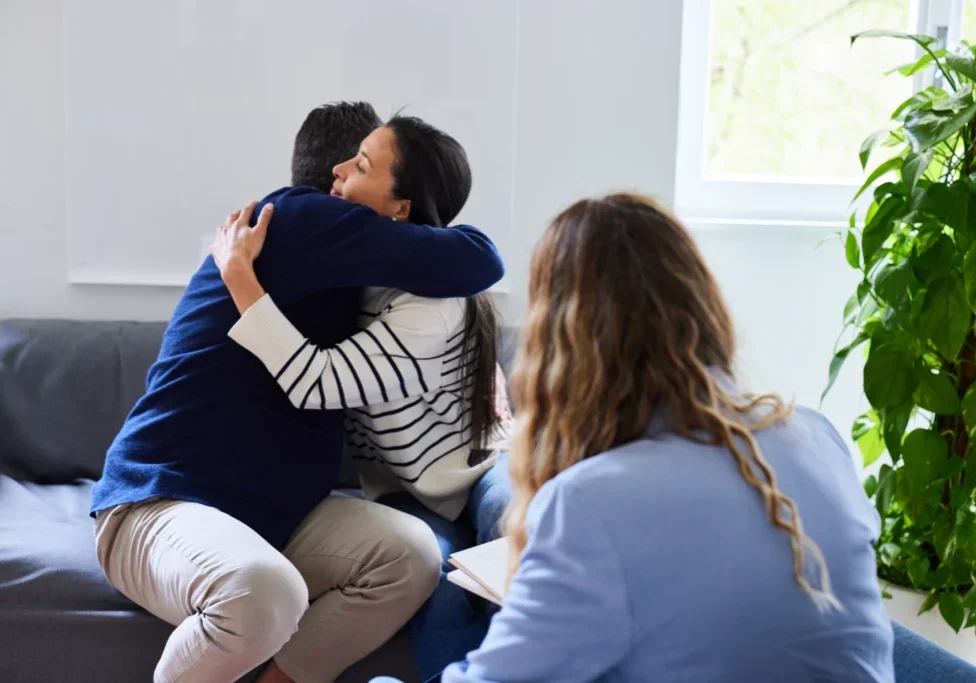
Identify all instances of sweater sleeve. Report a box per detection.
[441,479,633,683]
[252,188,504,306]
[228,293,467,410]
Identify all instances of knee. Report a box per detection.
[217,557,308,651]
[475,473,512,543]
[383,515,443,599]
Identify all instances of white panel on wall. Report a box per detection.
[61,0,517,286]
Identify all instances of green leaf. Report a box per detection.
[933,513,957,561]
[845,231,861,269]
[864,344,918,408]
[881,402,913,462]
[864,474,879,498]
[851,30,937,47]
[855,294,881,326]
[862,198,906,267]
[850,32,954,91]
[931,83,975,111]
[902,429,949,493]
[880,542,903,564]
[875,262,917,306]
[888,50,947,77]
[857,422,885,468]
[908,556,930,588]
[904,103,976,152]
[875,181,908,204]
[947,48,976,82]
[876,464,896,514]
[940,592,966,632]
[950,485,973,510]
[914,371,963,415]
[843,292,859,323]
[918,276,971,360]
[902,150,934,194]
[944,457,967,480]
[852,411,875,440]
[919,590,940,615]
[962,385,976,437]
[919,183,970,235]
[853,158,903,203]
[965,243,976,311]
[860,129,890,170]
[858,128,890,170]
[822,333,868,403]
[921,480,946,507]
[893,87,948,120]
[964,584,976,609]
[911,234,957,284]
[882,304,904,331]
[956,507,976,547]
[858,280,872,302]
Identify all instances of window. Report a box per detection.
[676,0,970,222]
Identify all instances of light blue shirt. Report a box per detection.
[441,406,894,682]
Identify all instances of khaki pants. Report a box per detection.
[95,496,441,683]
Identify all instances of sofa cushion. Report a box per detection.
[0,319,519,488]
[0,475,416,682]
[0,319,164,483]
[0,476,131,610]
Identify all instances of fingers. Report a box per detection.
[236,201,259,228]
[252,203,274,238]
[225,209,241,227]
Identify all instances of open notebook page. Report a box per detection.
[447,537,510,605]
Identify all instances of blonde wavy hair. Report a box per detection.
[505,194,840,610]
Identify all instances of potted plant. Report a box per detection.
[824,30,976,653]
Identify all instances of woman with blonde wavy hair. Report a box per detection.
[430,193,896,682]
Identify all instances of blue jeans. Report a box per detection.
[892,620,976,682]
[379,453,512,683]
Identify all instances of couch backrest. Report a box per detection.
[0,319,521,486]
[0,319,166,483]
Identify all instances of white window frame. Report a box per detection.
[674,0,964,223]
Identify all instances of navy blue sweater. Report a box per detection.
[90,187,504,550]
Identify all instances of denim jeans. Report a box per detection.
[378,453,513,682]
[891,620,976,682]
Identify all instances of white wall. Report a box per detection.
[692,223,867,450]
[1,1,864,443]
[0,0,682,325]
[1,0,186,320]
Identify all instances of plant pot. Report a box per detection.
[882,583,976,664]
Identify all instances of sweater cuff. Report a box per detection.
[227,294,308,375]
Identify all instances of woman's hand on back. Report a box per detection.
[211,201,273,275]
[211,201,274,315]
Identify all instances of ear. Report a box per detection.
[392,199,411,222]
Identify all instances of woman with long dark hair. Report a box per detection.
[214,115,513,680]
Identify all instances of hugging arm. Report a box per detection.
[219,189,503,308]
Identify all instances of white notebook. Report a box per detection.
[446,537,510,606]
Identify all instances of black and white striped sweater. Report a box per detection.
[228,288,512,520]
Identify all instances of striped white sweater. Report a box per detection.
[228,288,512,520]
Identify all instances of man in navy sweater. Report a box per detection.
[90,103,505,683]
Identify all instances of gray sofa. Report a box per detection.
[0,318,518,682]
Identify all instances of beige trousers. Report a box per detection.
[95,496,441,683]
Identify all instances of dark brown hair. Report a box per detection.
[385,115,499,449]
[291,101,382,191]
